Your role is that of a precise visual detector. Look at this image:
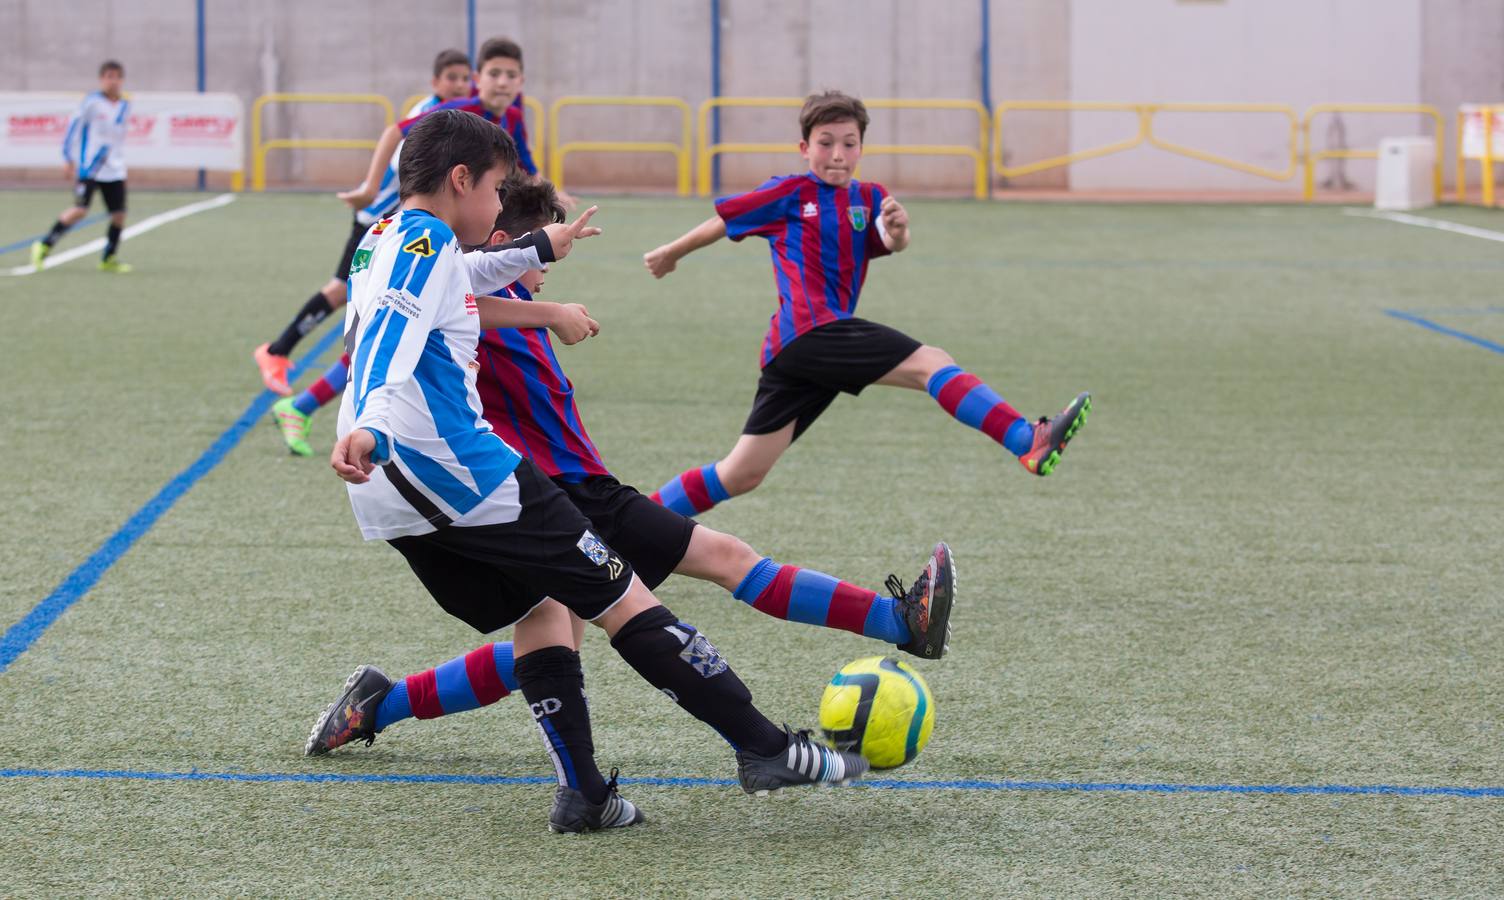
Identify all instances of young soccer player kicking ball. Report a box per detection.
[643,91,1091,517]
[306,176,953,759]
[255,48,474,405]
[31,60,134,274]
[323,110,867,833]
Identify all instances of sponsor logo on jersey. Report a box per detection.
[402,235,435,257]
[463,293,478,315]
[349,248,372,275]
[377,288,422,319]
[849,206,868,231]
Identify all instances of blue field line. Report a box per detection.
[0,766,1500,799]
[1385,310,1504,356]
[0,214,107,257]
[0,327,344,674]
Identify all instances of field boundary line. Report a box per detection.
[1,766,1500,799]
[1345,208,1504,244]
[2,194,236,276]
[0,327,343,674]
[1385,310,1504,356]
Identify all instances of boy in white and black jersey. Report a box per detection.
[31,60,133,273]
[318,108,869,834]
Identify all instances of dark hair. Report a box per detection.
[432,48,471,77]
[478,37,523,69]
[99,60,124,77]
[494,176,566,236]
[398,109,518,200]
[799,90,868,141]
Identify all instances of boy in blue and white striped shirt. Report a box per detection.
[31,60,132,273]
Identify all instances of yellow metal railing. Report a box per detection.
[994,101,1297,182]
[1303,104,1443,201]
[399,94,547,179]
[251,93,394,191]
[548,96,691,195]
[696,97,991,197]
[1457,104,1503,207]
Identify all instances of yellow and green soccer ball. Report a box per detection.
[819,656,934,769]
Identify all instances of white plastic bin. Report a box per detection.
[1374,137,1436,210]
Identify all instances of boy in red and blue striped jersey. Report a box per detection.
[306,177,954,758]
[643,91,1091,516]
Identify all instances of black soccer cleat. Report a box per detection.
[890,542,955,660]
[304,665,394,756]
[735,726,870,796]
[548,769,646,834]
[1020,392,1091,476]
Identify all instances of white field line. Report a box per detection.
[4,193,237,276]
[1343,208,1504,244]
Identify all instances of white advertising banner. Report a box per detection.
[1459,103,1504,160]
[0,92,244,172]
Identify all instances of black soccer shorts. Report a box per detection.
[73,179,127,214]
[388,460,636,633]
[552,474,697,590]
[743,317,922,440]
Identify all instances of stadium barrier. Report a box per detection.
[696,97,991,198]
[250,93,394,191]
[399,94,547,180]
[547,96,692,196]
[1302,104,1443,201]
[993,101,1298,183]
[1456,104,1504,206]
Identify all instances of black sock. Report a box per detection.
[610,605,785,756]
[515,646,608,803]
[268,291,334,357]
[43,220,69,248]
[103,224,122,260]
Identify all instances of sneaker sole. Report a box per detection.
[1035,394,1091,477]
[304,665,373,757]
[922,543,956,659]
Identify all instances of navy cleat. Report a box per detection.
[548,769,646,834]
[735,726,869,796]
[890,542,955,660]
[304,665,394,756]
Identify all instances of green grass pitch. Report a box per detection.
[0,189,1501,896]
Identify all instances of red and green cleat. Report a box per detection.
[1019,392,1091,476]
[253,343,294,397]
[271,396,314,457]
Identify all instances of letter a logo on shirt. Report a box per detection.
[402,235,435,257]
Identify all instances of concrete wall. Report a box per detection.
[2,0,1501,194]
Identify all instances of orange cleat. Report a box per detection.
[1019,392,1091,476]
[253,343,294,396]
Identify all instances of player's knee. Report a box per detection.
[705,530,761,583]
[919,345,955,373]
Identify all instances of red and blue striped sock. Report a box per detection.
[291,353,351,416]
[732,558,910,644]
[650,462,730,516]
[373,642,518,731]
[926,365,1034,456]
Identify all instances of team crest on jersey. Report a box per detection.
[802,201,819,218]
[371,218,392,235]
[463,293,478,315]
[349,248,372,275]
[849,206,869,231]
[402,235,435,257]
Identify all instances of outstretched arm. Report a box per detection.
[643,216,726,279]
[475,297,600,344]
[337,123,402,209]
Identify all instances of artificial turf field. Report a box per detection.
[0,189,1500,897]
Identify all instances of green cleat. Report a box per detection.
[30,241,49,272]
[271,396,314,457]
[99,256,133,274]
[1019,392,1091,476]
